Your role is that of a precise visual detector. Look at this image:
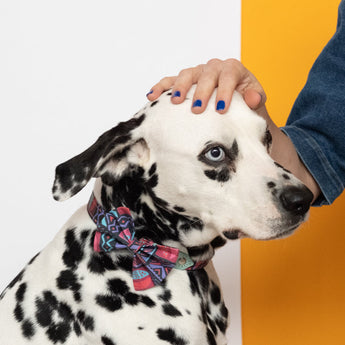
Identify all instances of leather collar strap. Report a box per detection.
[87,193,208,290]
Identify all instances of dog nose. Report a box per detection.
[279,186,313,216]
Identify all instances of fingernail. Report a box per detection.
[146,90,153,97]
[172,90,181,98]
[216,100,225,111]
[193,99,202,108]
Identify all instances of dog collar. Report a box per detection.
[87,193,208,291]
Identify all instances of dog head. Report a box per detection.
[53,87,313,247]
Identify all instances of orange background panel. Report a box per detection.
[241,0,345,344]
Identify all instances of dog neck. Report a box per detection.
[92,177,225,262]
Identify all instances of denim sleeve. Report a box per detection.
[281,0,345,206]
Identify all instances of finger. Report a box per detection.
[215,68,242,114]
[217,58,267,112]
[244,89,264,110]
[224,59,266,105]
[191,59,222,114]
[147,76,177,100]
[170,67,200,104]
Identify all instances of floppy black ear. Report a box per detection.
[52,114,146,201]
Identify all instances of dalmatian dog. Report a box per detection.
[0,86,313,345]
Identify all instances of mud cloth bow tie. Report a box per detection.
[87,193,208,291]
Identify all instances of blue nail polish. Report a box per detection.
[172,90,181,98]
[193,99,202,107]
[216,100,225,111]
[146,90,153,97]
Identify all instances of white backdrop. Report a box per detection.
[0,1,242,343]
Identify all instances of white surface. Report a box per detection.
[0,1,242,343]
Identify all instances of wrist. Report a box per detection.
[270,125,321,202]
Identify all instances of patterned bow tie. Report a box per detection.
[87,193,208,291]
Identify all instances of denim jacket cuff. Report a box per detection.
[280,126,344,206]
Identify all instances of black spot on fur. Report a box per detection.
[116,255,133,272]
[15,282,27,302]
[124,292,140,305]
[223,230,241,240]
[74,321,82,336]
[148,163,157,176]
[46,322,71,343]
[262,129,272,151]
[217,167,230,182]
[204,168,230,182]
[80,229,89,241]
[150,100,159,107]
[207,315,217,335]
[77,310,95,331]
[283,173,290,180]
[162,303,182,317]
[213,302,229,334]
[35,292,56,327]
[156,328,187,345]
[22,319,35,339]
[188,271,201,296]
[207,328,217,345]
[146,173,159,188]
[220,302,228,319]
[210,282,221,305]
[101,185,113,209]
[62,228,84,270]
[194,269,210,294]
[187,244,211,258]
[107,278,130,296]
[215,316,227,334]
[14,304,24,322]
[211,236,226,249]
[102,335,116,345]
[56,269,82,302]
[167,92,172,96]
[140,295,156,308]
[88,252,117,274]
[267,181,276,188]
[13,282,28,324]
[35,290,76,342]
[96,294,123,312]
[158,289,172,302]
[204,169,217,180]
[173,205,185,213]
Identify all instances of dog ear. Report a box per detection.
[52,114,147,201]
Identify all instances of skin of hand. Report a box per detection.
[147,58,321,203]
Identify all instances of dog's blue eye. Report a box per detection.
[205,147,225,162]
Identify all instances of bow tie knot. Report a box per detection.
[128,239,158,261]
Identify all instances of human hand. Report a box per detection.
[147,58,267,114]
[147,58,320,202]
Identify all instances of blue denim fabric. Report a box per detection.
[281,0,345,206]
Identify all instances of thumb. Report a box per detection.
[243,89,266,110]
